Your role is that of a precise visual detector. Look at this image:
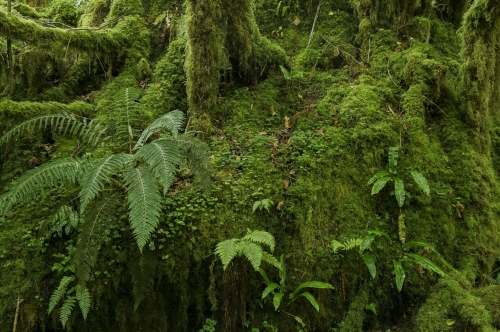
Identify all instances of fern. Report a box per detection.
[242,229,276,252]
[112,88,143,152]
[124,167,162,251]
[215,230,278,271]
[60,295,76,327]
[177,134,211,188]
[76,284,91,320]
[0,112,106,146]
[0,158,84,214]
[74,199,117,283]
[48,276,75,314]
[79,153,132,213]
[131,250,157,310]
[133,110,186,150]
[135,139,180,195]
[241,242,264,271]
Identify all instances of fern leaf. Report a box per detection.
[131,250,157,310]
[80,153,132,213]
[60,295,76,327]
[241,242,264,271]
[76,285,91,320]
[178,134,211,188]
[0,113,106,146]
[135,139,180,195]
[123,167,162,251]
[1,158,83,213]
[48,276,74,314]
[261,251,281,269]
[112,88,143,150]
[74,199,116,283]
[242,230,275,252]
[215,239,240,271]
[134,110,186,150]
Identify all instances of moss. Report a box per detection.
[337,287,368,332]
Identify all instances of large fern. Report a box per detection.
[178,134,211,188]
[75,284,91,320]
[123,167,162,251]
[0,158,85,214]
[133,110,186,149]
[112,88,143,152]
[79,153,132,213]
[0,112,106,146]
[48,276,75,314]
[74,198,117,283]
[135,139,180,195]
[59,296,76,327]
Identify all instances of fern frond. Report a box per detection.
[178,134,211,188]
[123,167,162,251]
[215,239,240,271]
[135,139,180,195]
[76,285,91,320]
[0,113,106,147]
[60,295,76,327]
[262,251,281,269]
[1,158,84,213]
[131,250,157,310]
[242,230,275,252]
[343,238,363,251]
[79,153,132,213]
[74,199,117,283]
[241,242,264,271]
[112,88,143,151]
[133,110,186,150]
[48,276,75,314]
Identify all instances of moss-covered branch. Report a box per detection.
[460,0,500,134]
[0,8,126,54]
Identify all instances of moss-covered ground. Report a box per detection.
[1,0,500,331]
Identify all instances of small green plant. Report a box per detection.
[253,198,274,213]
[198,318,217,332]
[259,256,334,312]
[332,231,454,292]
[368,146,430,208]
[215,229,280,271]
[279,65,310,81]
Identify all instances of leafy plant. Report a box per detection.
[0,93,210,325]
[259,256,334,312]
[279,65,310,81]
[252,198,274,213]
[368,146,430,207]
[215,229,279,271]
[332,231,454,292]
[198,318,217,332]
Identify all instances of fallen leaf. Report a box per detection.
[289,169,296,175]
[403,123,408,130]
[293,17,300,25]
[446,319,456,326]
[334,47,340,57]
[277,200,284,210]
[283,179,290,189]
[334,118,339,127]
[270,106,276,115]
[285,116,291,130]
[235,156,241,161]
[259,131,267,136]
[456,203,464,218]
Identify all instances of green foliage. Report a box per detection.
[199,318,217,332]
[368,146,431,207]
[215,229,278,271]
[252,198,274,213]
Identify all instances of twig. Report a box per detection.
[387,56,399,87]
[12,295,24,332]
[64,33,72,61]
[307,2,321,48]
[424,96,447,116]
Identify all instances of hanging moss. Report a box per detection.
[460,0,500,137]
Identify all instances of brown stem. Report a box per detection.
[7,0,13,99]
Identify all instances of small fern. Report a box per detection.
[215,230,277,271]
[41,205,80,238]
